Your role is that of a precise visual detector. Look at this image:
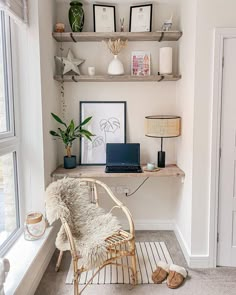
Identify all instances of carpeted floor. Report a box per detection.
[35,231,236,295]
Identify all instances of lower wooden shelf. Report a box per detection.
[54,74,181,82]
[51,164,185,180]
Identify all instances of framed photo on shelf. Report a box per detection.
[79,101,126,165]
[131,51,151,76]
[129,4,152,32]
[93,4,116,32]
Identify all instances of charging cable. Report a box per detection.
[125,177,149,197]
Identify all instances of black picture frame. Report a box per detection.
[129,4,153,32]
[93,4,116,33]
[79,101,126,165]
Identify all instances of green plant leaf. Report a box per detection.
[49,130,60,137]
[79,129,94,141]
[79,116,92,127]
[58,128,68,145]
[51,113,67,127]
[71,120,75,130]
[68,120,75,135]
[83,133,93,141]
[49,115,94,149]
[79,129,94,137]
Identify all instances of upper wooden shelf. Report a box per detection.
[52,31,183,42]
[51,164,185,180]
[54,74,181,82]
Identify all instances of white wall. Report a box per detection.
[38,0,60,187]
[175,0,197,259]
[191,0,236,256]
[175,0,236,266]
[54,0,183,227]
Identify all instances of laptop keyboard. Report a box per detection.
[106,166,142,173]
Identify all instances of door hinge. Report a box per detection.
[217,232,219,243]
[219,148,221,158]
[222,57,224,68]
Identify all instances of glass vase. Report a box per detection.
[69,1,84,32]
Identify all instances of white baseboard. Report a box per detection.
[187,255,211,268]
[122,220,211,268]
[174,224,191,265]
[121,219,175,231]
[14,224,59,295]
[174,224,210,268]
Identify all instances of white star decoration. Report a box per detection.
[55,49,85,75]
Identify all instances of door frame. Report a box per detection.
[210,28,236,267]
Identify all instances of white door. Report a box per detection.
[217,38,236,266]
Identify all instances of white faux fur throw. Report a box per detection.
[46,178,121,269]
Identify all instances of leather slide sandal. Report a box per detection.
[166,264,188,289]
[152,261,170,284]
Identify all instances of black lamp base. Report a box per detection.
[158,151,165,168]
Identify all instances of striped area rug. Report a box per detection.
[66,242,173,285]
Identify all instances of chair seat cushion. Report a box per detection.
[46,178,121,269]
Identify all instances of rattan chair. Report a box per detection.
[46,178,137,295]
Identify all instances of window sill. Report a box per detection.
[4,225,58,295]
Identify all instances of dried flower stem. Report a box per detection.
[103,38,128,55]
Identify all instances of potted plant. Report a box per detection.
[50,113,94,169]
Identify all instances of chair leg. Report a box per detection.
[55,250,64,272]
[129,240,138,285]
[73,256,79,295]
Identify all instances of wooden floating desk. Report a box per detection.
[51,164,184,180]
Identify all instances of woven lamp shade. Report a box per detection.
[145,115,181,138]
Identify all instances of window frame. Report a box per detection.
[0,11,15,139]
[0,12,22,256]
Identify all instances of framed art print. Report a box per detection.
[131,51,151,76]
[129,4,152,32]
[80,101,126,165]
[93,4,116,32]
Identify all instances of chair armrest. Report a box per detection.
[61,218,78,258]
[80,178,135,237]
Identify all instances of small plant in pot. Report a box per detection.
[50,113,94,169]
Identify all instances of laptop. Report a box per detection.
[105,143,142,173]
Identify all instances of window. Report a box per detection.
[0,11,20,254]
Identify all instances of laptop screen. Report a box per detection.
[106,143,140,166]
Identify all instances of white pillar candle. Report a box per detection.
[159,47,173,74]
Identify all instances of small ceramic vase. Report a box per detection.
[69,1,84,32]
[108,55,124,75]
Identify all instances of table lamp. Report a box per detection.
[145,115,181,168]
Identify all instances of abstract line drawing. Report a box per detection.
[80,101,126,165]
[100,117,120,144]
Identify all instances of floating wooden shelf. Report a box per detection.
[52,31,182,42]
[51,164,185,180]
[54,74,181,82]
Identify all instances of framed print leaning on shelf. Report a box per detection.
[80,101,126,165]
[131,51,151,76]
[129,4,152,32]
[93,4,116,32]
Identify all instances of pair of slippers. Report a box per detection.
[152,261,188,289]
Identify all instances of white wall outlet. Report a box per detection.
[123,188,130,194]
